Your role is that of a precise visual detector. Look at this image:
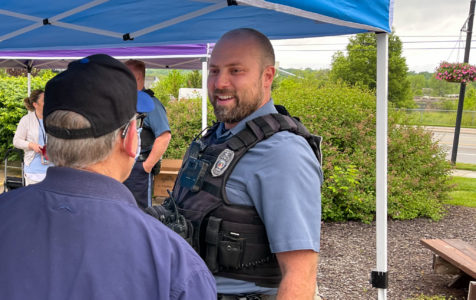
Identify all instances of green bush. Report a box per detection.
[0,70,56,158]
[272,77,452,222]
[1,70,452,223]
[163,98,214,160]
[150,70,202,105]
[162,77,451,222]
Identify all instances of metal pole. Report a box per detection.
[27,72,31,96]
[373,33,388,300]
[201,56,208,132]
[27,64,32,96]
[451,0,475,164]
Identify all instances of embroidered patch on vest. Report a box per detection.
[211,149,234,177]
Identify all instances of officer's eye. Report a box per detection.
[231,68,243,74]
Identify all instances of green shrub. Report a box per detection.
[272,77,452,222]
[163,98,214,159]
[0,70,452,223]
[387,125,451,220]
[150,70,202,105]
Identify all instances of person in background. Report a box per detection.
[124,59,171,209]
[0,54,216,300]
[171,28,323,299]
[13,89,52,185]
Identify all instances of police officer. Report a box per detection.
[123,59,172,209]
[172,28,323,299]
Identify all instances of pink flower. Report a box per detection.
[435,61,476,83]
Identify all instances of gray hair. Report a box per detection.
[45,110,122,168]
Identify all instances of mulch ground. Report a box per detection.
[318,205,476,299]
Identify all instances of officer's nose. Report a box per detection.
[212,71,230,90]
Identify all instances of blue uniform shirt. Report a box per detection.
[144,96,170,138]
[0,167,216,300]
[213,100,322,295]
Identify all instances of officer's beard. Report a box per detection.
[210,86,264,125]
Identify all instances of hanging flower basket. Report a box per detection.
[435,61,476,83]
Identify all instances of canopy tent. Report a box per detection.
[0,44,212,130]
[0,44,211,69]
[0,1,394,298]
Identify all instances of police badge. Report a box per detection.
[211,149,234,177]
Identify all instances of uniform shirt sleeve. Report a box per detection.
[226,131,322,253]
[144,97,170,137]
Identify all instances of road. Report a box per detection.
[423,126,476,164]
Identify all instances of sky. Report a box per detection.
[272,0,474,73]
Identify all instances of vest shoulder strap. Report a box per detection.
[227,112,323,165]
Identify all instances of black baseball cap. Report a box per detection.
[44,54,137,139]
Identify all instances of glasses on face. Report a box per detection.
[121,113,146,138]
[135,113,146,130]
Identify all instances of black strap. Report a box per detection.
[205,216,222,273]
[253,116,275,138]
[202,181,221,198]
[228,129,257,150]
[45,125,96,139]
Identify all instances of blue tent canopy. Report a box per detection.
[0,1,394,299]
[0,0,392,51]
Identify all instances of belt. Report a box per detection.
[217,294,275,300]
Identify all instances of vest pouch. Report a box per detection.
[218,233,245,269]
[205,216,222,273]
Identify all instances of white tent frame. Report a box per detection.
[376,33,388,300]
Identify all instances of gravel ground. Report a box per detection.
[318,205,476,299]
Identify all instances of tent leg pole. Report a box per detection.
[201,59,208,133]
[375,32,388,300]
[27,72,31,96]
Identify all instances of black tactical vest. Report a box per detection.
[172,111,322,287]
[139,89,157,154]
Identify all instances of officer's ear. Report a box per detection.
[122,120,137,158]
[262,65,275,89]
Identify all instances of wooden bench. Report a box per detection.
[421,239,476,299]
[153,159,182,202]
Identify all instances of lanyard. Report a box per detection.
[35,113,46,145]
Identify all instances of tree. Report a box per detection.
[330,32,414,108]
[185,70,202,88]
[408,73,427,96]
[150,70,187,104]
[428,76,459,97]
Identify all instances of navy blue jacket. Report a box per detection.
[0,167,216,300]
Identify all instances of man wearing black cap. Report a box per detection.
[0,54,216,300]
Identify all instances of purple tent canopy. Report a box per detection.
[1,43,212,131]
[0,44,212,70]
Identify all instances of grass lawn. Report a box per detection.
[455,162,476,172]
[445,176,476,207]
